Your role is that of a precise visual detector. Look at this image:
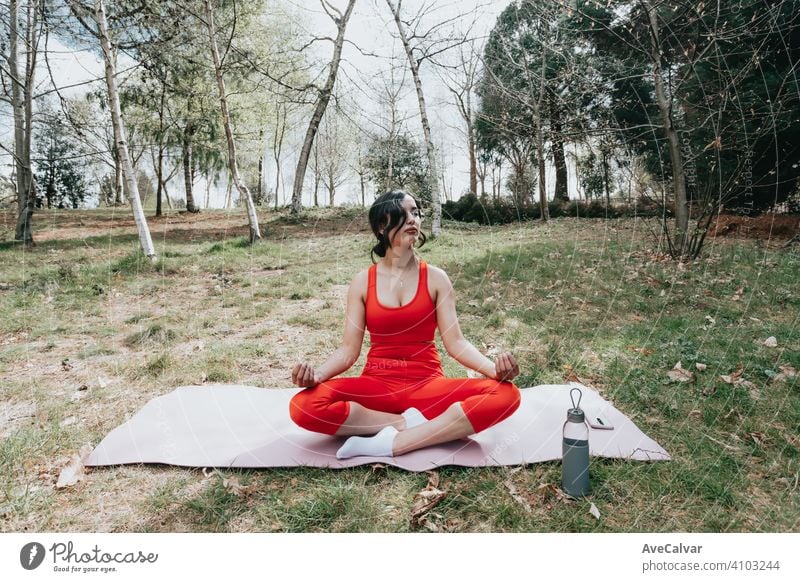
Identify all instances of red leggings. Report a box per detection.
[289,358,521,436]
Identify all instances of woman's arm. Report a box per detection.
[292,271,366,387]
[434,268,502,378]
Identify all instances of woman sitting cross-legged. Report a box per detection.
[289,190,521,459]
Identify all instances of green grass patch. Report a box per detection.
[1,209,798,533]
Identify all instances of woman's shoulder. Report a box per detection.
[348,267,371,298]
[424,262,452,289]
[351,267,371,286]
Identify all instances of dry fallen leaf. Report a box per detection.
[410,471,447,529]
[534,482,574,507]
[667,361,695,383]
[720,365,756,390]
[695,362,707,371]
[626,345,655,356]
[562,365,595,388]
[503,479,532,513]
[763,336,778,348]
[589,502,601,520]
[772,365,797,383]
[222,475,256,497]
[732,287,744,301]
[55,444,93,489]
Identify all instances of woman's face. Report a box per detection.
[384,194,422,249]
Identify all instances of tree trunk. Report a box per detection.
[463,89,477,197]
[551,105,568,201]
[182,122,198,212]
[204,0,261,241]
[387,0,442,236]
[312,137,320,207]
[477,155,487,199]
[498,161,504,201]
[112,146,123,205]
[155,77,167,217]
[467,101,477,198]
[602,148,610,207]
[533,36,549,221]
[290,0,356,216]
[88,0,156,259]
[12,0,41,245]
[385,137,394,190]
[224,179,233,208]
[257,153,264,206]
[273,102,286,211]
[156,145,164,216]
[644,0,688,255]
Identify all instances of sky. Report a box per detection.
[1,0,584,209]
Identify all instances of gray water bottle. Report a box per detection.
[562,387,591,497]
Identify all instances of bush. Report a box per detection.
[442,195,665,225]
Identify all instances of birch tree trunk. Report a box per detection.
[203,0,261,242]
[533,39,549,221]
[86,0,156,259]
[290,0,356,216]
[273,102,286,211]
[12,0,42,245]
[386,0,442,236]
[467,87,477,198]
[643,0,688,255]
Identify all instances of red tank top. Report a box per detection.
[365,259,441,369]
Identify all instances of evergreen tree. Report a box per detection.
[365,133,431,204]
[33,110,89,209]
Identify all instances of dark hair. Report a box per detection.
[369,190,427,262]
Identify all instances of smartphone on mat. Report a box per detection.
[588,414,614,430]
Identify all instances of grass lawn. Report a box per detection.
[0,207,797,532]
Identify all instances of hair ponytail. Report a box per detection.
[371,239,388,261]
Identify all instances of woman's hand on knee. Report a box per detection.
[292,361,321,387]
[493,352,520,382]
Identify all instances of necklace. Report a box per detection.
[382,258,417,287]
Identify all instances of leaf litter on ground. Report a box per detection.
[410,471,447,530]
[55,444,94,490]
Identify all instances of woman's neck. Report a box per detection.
[380,248,418,272]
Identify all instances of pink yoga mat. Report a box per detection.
[86,383,670,471]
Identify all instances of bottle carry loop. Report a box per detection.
[570,387,582,411]
[564,386,590,431]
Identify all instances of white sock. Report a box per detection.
[402,407,427,429]
[336,426,398,459]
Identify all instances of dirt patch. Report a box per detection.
[711,213,799,241]
[0,401,37,438]
[2,209,373,245]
